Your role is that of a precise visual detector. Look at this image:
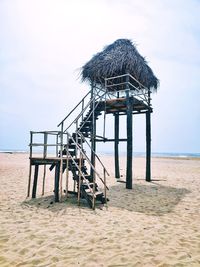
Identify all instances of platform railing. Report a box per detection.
[27,130,65,198]
[28,129,108,209]
[104,73,151,106]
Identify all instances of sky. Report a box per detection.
[0,0,200,153]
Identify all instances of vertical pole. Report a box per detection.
[65,134,69,198]
[59,124,64,201]
[55,163,60,202]
[56,134,59,157]
[82,99,84,122]
[78,134,82,206]
[114,113,120,178]
[146,90,151,182]
[104,168,107,206]
[42,133,48,196]
[90,83,96,181]
[126,74,133,189]
[27,131,33,197]
[32,164,39,198]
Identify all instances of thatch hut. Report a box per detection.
[81,39,159,91]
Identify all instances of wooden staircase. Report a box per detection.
[27,74,152,209]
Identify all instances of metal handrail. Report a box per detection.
[67,152,94,195]
[104,73,150,105]
[77,131,110,176]
[66,131,109,190]
[57,89,92,127]
[77,91,107,133]
[64,88,106,133]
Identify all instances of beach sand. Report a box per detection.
[0,153,200,267]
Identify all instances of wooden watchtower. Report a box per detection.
[81,39,159,189]
[27,39,158,209]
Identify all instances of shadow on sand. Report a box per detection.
[21,193,96,212]
[22,182,190,216]
[108,182,190,216]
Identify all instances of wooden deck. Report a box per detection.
[97,97,151,114]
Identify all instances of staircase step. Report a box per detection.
[69,150,76,156]
[87,191,103,197]
[79,127,91,132]
[68,144,76,149]
[79,121,91,126]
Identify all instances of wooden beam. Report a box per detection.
[54,163,60,202]
[95,138,127,142]
[126,88,133,189]
[90,83,96,181]
[146,110,151,182]
[114,113,120,178]
[32,164,39,198]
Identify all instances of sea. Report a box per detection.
[0,149,199,158]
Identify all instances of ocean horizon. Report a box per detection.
[0,149,199,158]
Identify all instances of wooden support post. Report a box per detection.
[54,163,60,202]
[78,135,83,206]
[146,110,151,182]
[126,75,133,189]
[42,133,48,196]
[65,134,69,199]
[59,123,64,201]
[114,113,120,178]
[27,131,33,197]
[90,83,96,181]
[32,164,39,198]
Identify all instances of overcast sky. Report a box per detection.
[0,0,200,153]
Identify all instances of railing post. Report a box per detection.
[56,134,59,157]
[82,98,84,122]
[27,131,33,197]
[104,168,107,206]
[42,133,48,195]
[78,135,82,206]
[59,124,64,201]
[65,133,69,199]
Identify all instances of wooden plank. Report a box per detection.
[54,163,60,202]
[95,138,127,142]
[114,113,120,178]
[146,111,151,182]
[27,132,33,197]
[32,164,39,198]
[126,88,133,189]
[90,85,96,182]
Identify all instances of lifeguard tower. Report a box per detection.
[27,39,158,209]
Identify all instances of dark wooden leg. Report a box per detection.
[146,111,151,182]
[126,91,133,189]
[32,164,39,198]
[114,113,120,178]
[90,114,96,181]
[55,163,60,202]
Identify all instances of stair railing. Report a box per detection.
[64,88,107,133]
[66,131,109,189]
[77,131,109,175]
[77,131,109,205]
[65,131,108,209]
[77,90,108,134]
[57,89,92,128]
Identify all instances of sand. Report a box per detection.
[0,153,200,267]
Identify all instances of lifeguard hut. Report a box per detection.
[27,39,158,209]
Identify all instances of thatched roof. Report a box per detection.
[81,39,159,91]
